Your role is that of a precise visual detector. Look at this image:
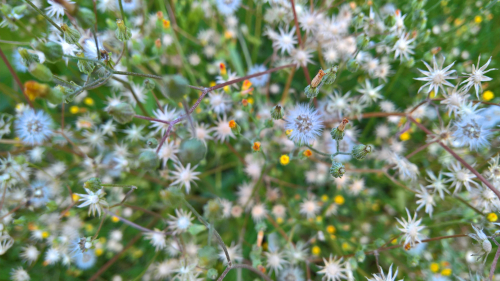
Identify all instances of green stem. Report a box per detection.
[112,70,163,79]
[24,0,64,33]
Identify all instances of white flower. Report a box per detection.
[415,56,456,95]
[251,203,268,222]
[216,68,239,89]
[285,241,308,264]
[247,64,270,87]
[396,208,425,248]
[11,267,30,281]
[144,229,167,251]
[488,156,500,183]
[317,255,346,281]
[216,0,241,15]
[213,116,235,142]
[21,245,39,264]
[76,188,108,217]
[367,264,403,281]
[208,91,231,114]
[292,48,314,67]
[273,26,297,54]
[157,140,179,166]
[299,197,320,219]
[425,170,449,199]
[470,184,500,213]
[387,153,419,181]
[44,247,60,265]
[265,250,288,273]
[237,182,254,209]
[460,56,497,98]
[170,163,200,193]
[440,87,470,117]
[357,80,384,105]
[392,32,415,62]
[124,83,148,106]
[415,185,436,217]
[279,267,305,281]
[452,116,491,151]
[83,128,107,149]
[219,241,242,265]
[46,0,74,17]
[123,124,145,142]
[167,209,194,234]
[15,109,52,146]
[0,233,14,255]
[468,224,492,264]
[285,104,324,145]
[154,259,178,280]
[390,10,406,34]
[193,123,213,143]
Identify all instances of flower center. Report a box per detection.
[294,114,313,133]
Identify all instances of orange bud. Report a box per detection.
[338,118,349,131]
[162,19,170,29]
[228,120,237,129]
[242,80,252,91]
[219,63,227,76]
[303,149,312,157]
[252,142,261,152]
[156,11,163,19]
[155,38,161,48]
[24,81,49,100]
[311,69,326,88]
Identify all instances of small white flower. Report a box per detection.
[367,264,403,281]
[425,170,450,199]
[392,32,415,62]
[299,197,320,219]
[11,267,30,281]
[213,116,235,143]
[144,229,167,251]
[415,185,436,217]
[21,245,39,264]
[440,86,470,117]
[265,250,288,273]
[15,109,52,146]
[273,26,297,55]
[317,255,346,281]
[76,188,108,217]
[46,0,74,17]
[208,91,231,115]
[218,241,242,265]
[460,56,497,98]
[468,224,492,264]
[251,203,268,222]
[170,163,200,193]
[157,140,179,166]
[452,116,491,151]
[167,209,194,234]
[415,56,457,95]
[0,233,14,255]
[285,241,308,264]
[150,105,178,134]
[396,208,425,248]
[44,247,60,265]
[357,80,384,105]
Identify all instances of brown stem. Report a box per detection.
[280,66,296,104]
[489,239,500,281]
[0,46,34,108]
[290,0,302,46]
[406,141,435,159]
[134,115,170,124]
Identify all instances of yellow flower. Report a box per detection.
[84,97,94,106]
[162,19,170,29]
[316,216,323,223]
[441,268,452,276]
[252,142,261,152]
[280,155,290,165]
[326,225,336,234]
[475,15,483,24]
[400,132,410,141]
[276,217,283,224]
[72,194,80,201]
[247,97,254,104]
[430,262,440,273]
[70,106,79,114]
[111,216,120,223]
[228,120,237,129]
[487,212,498,222]
[334,195,345,205]
[95,248,104,256]
[312,246,321,255]
[483,90,494,101]
[285,129,293,136]
[41,231,49,238]
[219,63,227,76]
[321,195,329,202]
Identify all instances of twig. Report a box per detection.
[489,238,500,281]
[0,46,34,108]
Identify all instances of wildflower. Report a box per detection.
[392,32,415,62]
[247,64,270,87]
[21,245,39,265]
[219,241,243,265]
[279,267,305,281]
[317,255,346,281]
[167,209,194,234]
[216,0,241,15]
[357,80,384,105]
[46,0,75,18]
[15,109,52,146]
[292,48,314,67]
[415,185,436,217]
[285,242,308,264]
[0,233,14,255]
[488,156,500,183]
[285,104,324,145]
[299,197,320,219]
[157,140,179,166]
[76,188,108,217]
[396,208,425,248]
[44,247,60,265]
[73,249,96,270]
[214,116,236,142]
[367,264,403,281]
[144,229,167,251]
[170,163,200,194]
[415,56,457,95]
[251,203,268,222]
[10,267,30,281]
[388,153,419,181]
[273,26,297,55]
[461,56,497,98]
[82,128,107,149]
[280,155,290,165]
[252,142,261,152]
[351,144,372,160]
[425,170,449,199]
[452,116,491,151]
[468,224,492,264]
[330,162,346,178]
[154,259,178,280]
[470,184,500,213]
[265,250,288,273]
[208,91,231,114]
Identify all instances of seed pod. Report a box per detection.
[36,42,63,63]
[351,144,372,160]
[84,177,102,192]
[330,118,349,141]
[330,162,345,178]
[311,69,326,88]
[304,85,319,98]
[107,102,135,124]
[323,66,338,85]
[271,105,284,120]
[115,19,131,42]
[178,138,207,165]
[76,52,95,74]
[60,23,81,45]
[29,62,53,82]
[47,86,65,104]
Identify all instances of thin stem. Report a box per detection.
[103,209,161,233]
[305,145,331,157]
[112,70,163,79]
[217,264,272,281]
[0,46,34,108]
[24,0,64,34]
[134,115,170,124]
[405,141,435,159]
[454,195,485,216]
[0,40,31,45]
[490,239,500,281]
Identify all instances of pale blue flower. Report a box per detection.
[285,104,324,145]
[73,249,96,270]
[247,64,269,87]
[15,109,52,146]
[452,116,491,151]
[216,0,241,15]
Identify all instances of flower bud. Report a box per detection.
[146,138,158,148]
[323,66,338,85]
[351,144,372,160]
[357,34,370,49]
[84,177,102,192]
[353,12,364,28]
[18,47,39,66]
[76,52,95,74]
[60,23,81,44]
[162,75,189,101]
[229,120,241,135]
[75,7,95,29]
[143,79,155,91]
[346,58,359,72]
[24,81,49,100]
[138,150,159,171]
[207,268,218,280]
[36,42,63,63]
[47,86,65,104]
[304,85,319,98]
[271,105,284,120]
[107,102,135,124]
[330,162,345,178]
[252,141,261,152]
[115,19,132,42]
[384,14,396,27]
[355,250,366,262]
[29,62,53,82]
[311,69,326,88]
[178,138,207,165]
[330,118,349,141]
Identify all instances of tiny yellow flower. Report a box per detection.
[280,155,290,165]
[391,238,398,244]
[341,242,351,251]
[326,225,336,234]
[276,217,283,224]
[41,231,49,238]
[321,195,329,202]
[487,212,498,222]
[70,106,79,114]
[334,195,345,205]
[441,268,452,276]
[219,63,227,76]
[430,262,440,273]
[223,85,230,92]
[84,97,94,106]
[247,97,254,104]
[85,224,94,232]
[312,246,321,255]
[209,81,217,87]
[162,19,170,29]
[95,248,104,256]
[111,216,120,223]
[483,90,494,101]
[228,120,237,129]
[303,149,312,158]
[72,194,80,202]
[400,132,410,141]
[16,103,23,110]
[315,216,322,223]
[475,15,483,24]
[429,91,436,98]
[285,129,293,136]
[252,142,261,152]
